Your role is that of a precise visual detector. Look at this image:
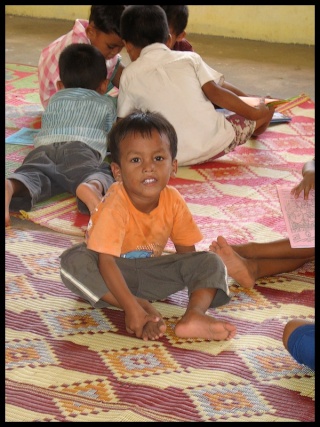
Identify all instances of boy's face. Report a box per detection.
[111,130,177,210]
[86,24,124,60]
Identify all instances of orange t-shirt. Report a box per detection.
[86,182,203,258]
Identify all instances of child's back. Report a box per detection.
[36,43,117,161]
[118,6,273,167]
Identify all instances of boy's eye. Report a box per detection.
[155,156,164,161]
[130,157,140,163]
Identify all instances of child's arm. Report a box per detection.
[110,62,125,89]
[221,81,248,97]
[291,158,315,199]
[202,80,273,121]
[98,252,160,337]
[174,244,196,253]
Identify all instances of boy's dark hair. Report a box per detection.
[160,6,189,36]
[108,110,178,164]
[59,44,107,90]
[89,5,127,36]
[120,5,169,48]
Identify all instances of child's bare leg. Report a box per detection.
[252,107,274,136]
[5,178,28,227]
[76,180,104,214]
[231,238,314,260]
[174,288,237,341]
[210,237,257,288]
[210,236,313,288]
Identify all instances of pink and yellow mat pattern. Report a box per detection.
[5,64,315,421]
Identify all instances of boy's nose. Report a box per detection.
[143,160,155,172]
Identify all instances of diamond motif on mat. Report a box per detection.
[216,286,272,313]
[222,147,288,168]
[52,379,117,404]
[260,133,313,152]
[6,339,57,368]
[55,397,106,418]
[256,273,315,292]
[41,309,116,337]
[195,165,258,182]
[17,253,61,278]
[186,382,273,421]
[238,346,314,382]
[101,345,180,378]
[5,272,36,298]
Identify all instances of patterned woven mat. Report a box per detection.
[6,64,315,421]
[5,64,315,244]
[6,228,314,421]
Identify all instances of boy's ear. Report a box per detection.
[111,162,122,182]
[56,80,64,90]
[170,159,178,177]
[86,23,97,41]
[175,30,186,42]
[97,79,109,95]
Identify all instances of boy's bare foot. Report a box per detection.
[209,236,257,288]
[76,182,103,214]
[142,318,167,341]
[138,298,167,341]
[175,309,237,341]
[5,179,14,227]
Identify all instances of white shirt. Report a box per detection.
[117,43,235,166]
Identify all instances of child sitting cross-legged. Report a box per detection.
[60,110,237,342]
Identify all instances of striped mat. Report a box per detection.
[5,64,315,421]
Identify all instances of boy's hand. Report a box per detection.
[124,305,160,338]
[291,171,315,199]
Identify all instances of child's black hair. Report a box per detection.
[59,43,107,90]
[89,5,127,36]
[108,110,178,165]
[160,5,189,36]
[120,5,169,48]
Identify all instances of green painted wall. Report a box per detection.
[5,5,314,45]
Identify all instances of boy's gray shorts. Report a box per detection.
[60,243,230,309]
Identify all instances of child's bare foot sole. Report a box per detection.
[210,236,256,288]
[175,311,236,341]
[142,319,167,341]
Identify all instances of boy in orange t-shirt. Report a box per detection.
[60,110,236,342]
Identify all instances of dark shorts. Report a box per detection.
[287,323,315,371]
[60,243,231,309]
[8,141,114,214]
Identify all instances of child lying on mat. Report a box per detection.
[60,110,237,342]
[38,5,126,109]
[5,43,116,227]
[117,6,275,167]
